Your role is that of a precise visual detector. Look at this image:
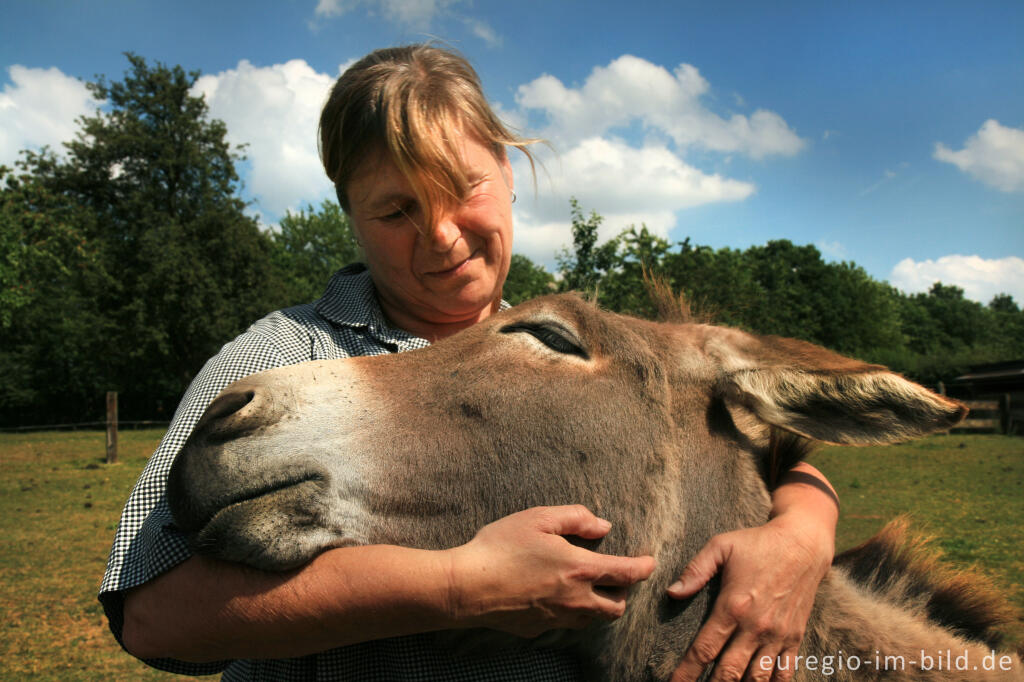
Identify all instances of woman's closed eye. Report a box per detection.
[377,202,417,223]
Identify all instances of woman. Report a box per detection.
[102,44,838,681]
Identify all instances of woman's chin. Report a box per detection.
[425,288,500,322]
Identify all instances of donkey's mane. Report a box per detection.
[644,274,695,324]
[834,518,1017,650]
[760,428,816,489]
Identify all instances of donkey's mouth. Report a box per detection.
[173,472,324,536]
[223,474,323,511]
[188,476,331,567]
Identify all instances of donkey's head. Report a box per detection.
[167,294,964,574]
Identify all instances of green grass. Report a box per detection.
[0,430,1020,679]
[810,433,1024,643]
[0,429,202,681]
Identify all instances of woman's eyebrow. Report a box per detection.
[365,192,414,214]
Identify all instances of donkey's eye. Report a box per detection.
[500,322,589,359]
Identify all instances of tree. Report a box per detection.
[271,201,360,303]
[4,54,289,424]
[556,198,621,295]
[664,239,761,326]
[988,293,1019,314]
[901,283,986,355]
[502,253,554,305]
[596,225,672,318]
[983,293,1024,360]
[0,161,114,424]
[0,162,100,328]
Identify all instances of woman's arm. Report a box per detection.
[123,505,655,662]
[667,462,838,682]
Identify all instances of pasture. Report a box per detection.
[0,429,1021,680]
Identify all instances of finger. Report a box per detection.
[668,536,728,599]
[585,551,657,586]
[768,647,799,682]
[708,632,761,682]
[744,646,780,682]
[587,587,629,621]
[533,504,611,539]
[670,613,737,682]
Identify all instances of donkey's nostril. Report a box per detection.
[205,389,256,421]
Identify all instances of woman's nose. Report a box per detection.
[423,213,461,252]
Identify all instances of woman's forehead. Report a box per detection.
[347,136,501,212]
[347,153,411,212]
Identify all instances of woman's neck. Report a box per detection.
[376,295,501,343]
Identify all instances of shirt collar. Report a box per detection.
[315,263,510,349]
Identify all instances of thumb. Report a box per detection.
[667,536,728,599]
[535,504,612,540]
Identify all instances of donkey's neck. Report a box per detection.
[801,572,1023,681]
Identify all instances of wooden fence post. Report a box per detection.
[106,391,118,464]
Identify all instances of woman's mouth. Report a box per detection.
[427,250,479,278]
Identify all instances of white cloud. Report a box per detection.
[510,137,754,265]
[314,0,448,29]
[816,240,848,261]
[516,55,805,158]
[313,0,499,43]
[889,255,1024,304]
[461,16,502,47]
[934,119,1024,193]
[0,65,102,167]
[192,59,338,217]
[860,163,909,196]
[519,137,754,219]
[505,54,800,264]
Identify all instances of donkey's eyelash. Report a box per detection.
[499,322,589,359]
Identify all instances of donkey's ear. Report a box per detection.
[709,331,967,445]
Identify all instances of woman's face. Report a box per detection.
[346,135,515,337]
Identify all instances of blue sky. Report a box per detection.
[2,1,1022,302]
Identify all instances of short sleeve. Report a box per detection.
[98,326,301,674]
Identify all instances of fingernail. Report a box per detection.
[666,580,684,596]
[597,518,612,530]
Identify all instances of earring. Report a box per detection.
[510,191,517,204]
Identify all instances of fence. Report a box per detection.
[952,396,1019,435]
[0,420,169,433]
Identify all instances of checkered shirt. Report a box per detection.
[99,264,583,681]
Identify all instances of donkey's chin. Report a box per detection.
[189,479,348,571]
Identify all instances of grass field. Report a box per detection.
[0,429,203,681]
[810,433,1024,644]
[0,429,1021,680]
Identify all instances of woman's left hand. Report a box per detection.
[666,511,835,682]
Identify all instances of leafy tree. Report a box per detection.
[5,54,288,424]
[901,283,986,355]
[556,198,621,294]
[0,163,99,327]
[0,160,115,424]
[598,225,672,318]
[988,293,1019,314]
[502,253,554,305]
[664,239,762,326]
[982,293,1024,360]
[271,200,360,303]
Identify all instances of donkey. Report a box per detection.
[167,293,1022,680]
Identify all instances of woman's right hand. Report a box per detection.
[444,505,657,637]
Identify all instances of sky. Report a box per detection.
[2,1,1022,304]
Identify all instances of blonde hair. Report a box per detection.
[319,44,538,227]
